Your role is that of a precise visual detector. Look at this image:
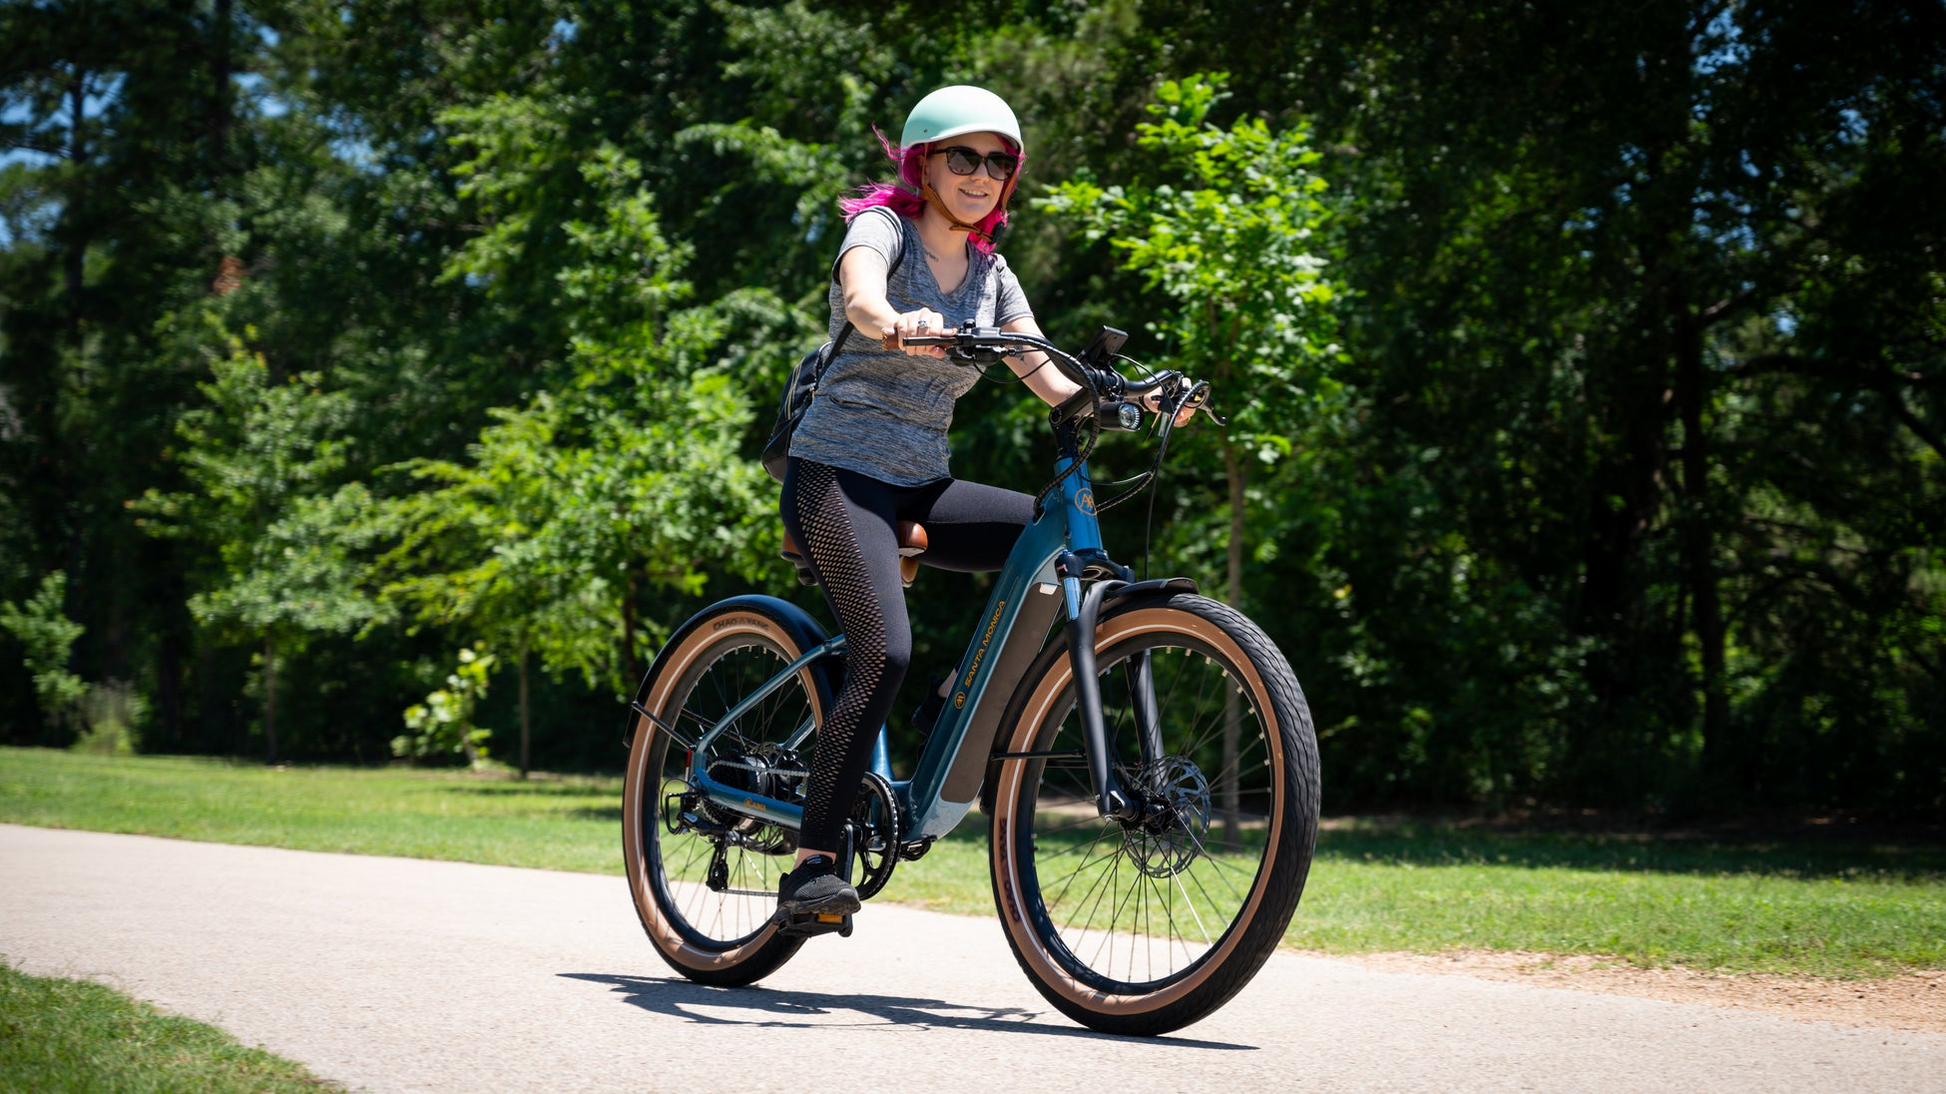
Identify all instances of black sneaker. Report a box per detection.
[776,854,862,918]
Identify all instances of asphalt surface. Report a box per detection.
[3,823,1943,1093]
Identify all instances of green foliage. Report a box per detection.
[395,646,497,765]
[1038,77,1344,433]
[1041,74,1341,410]
[376,127,774,699]
[376,397,610,682]
[1,0,1937,818]
[134,330,382,641]
[1265,0,1946,811]
[71,680,149,757]
[129,328,387,760]
[0,573,150,753]
[0,572,88,731]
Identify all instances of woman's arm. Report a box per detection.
[843,250,1195,424]
[999,316,1082,408]
[1003,316,1197,424]
[837,247,946,359]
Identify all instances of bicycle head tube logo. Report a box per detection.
[1076,489,1096,515]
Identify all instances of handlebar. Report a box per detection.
[883,321,1222,431]
[880,321,1225,515]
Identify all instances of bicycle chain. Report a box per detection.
[696,755,923,900]
[708,757,810,779]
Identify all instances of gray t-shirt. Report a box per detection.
[789,207,1033,486]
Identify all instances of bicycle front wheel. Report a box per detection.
[987,592,1319,1036]
[622,601,827,986]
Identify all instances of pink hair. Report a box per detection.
[838,127,1021,255]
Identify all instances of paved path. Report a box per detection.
[3,823,1942,1093]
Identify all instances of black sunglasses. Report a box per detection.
[934,145,1020,182]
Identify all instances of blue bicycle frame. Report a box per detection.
[676,449,1131,845]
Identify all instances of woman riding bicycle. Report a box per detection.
[776,85,1180,921]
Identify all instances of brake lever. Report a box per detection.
[1161,378,1226,428]
[1186,384,1228,427]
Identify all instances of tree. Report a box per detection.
[394,645,497,766]
[0,0,288,744]
[136,329,385,762]
[1041,74,1343,840]
[375,124,777,770]
[0,571,89,736]
[1275,0,1945,808]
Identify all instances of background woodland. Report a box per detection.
[2,0,1941,815]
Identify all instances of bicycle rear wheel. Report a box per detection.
[987,592,1319,1036]
[622,600,827,986]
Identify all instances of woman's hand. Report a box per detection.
[1140,384,1199,428]
[884,309,948,358]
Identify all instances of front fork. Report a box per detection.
[1056,553,1162,824]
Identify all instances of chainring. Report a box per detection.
[849,770,901,900]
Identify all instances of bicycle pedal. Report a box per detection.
[773,909,854,939]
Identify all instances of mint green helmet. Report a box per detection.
[900,85,1023,153]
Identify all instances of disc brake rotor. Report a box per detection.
[1125,755,1211,879]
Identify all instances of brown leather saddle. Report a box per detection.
[781,521,928,588]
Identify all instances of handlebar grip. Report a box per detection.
[884,334,960,350]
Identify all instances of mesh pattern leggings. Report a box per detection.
[780,458,1032,853]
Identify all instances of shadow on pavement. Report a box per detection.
[558,972,1256,1049]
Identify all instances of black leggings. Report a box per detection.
[780,458,1032,853]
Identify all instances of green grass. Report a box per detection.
[4,747,1941,980]
[1294,818,1946,979]
[0,747,622,872]
[0,960,337,1093]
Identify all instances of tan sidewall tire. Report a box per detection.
[621,611,821,978]
[988,597,1315,1031]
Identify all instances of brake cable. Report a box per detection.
[929,334,1211,535]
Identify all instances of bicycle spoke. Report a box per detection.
[1066,834,1127,934]
[637,629,816,953]
[1037,820,1121,913]
[1165,863,1215,947]
[1012,622,1296,994]
[1183,817,1264,882]
[1086,851,1129,971]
